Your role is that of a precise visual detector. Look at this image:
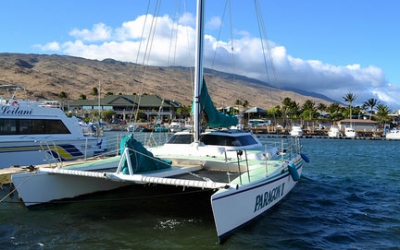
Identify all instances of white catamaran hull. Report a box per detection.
[211,163,303,240]
[11,171,128,206]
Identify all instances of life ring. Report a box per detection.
[11,101,19,106]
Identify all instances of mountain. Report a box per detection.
[0,53,332,108]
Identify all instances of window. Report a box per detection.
[201,134,258,146]
[0,118,71,135]
[167,134,194,144]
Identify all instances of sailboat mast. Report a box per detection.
[98,80,101,122]
[193,0,205,143]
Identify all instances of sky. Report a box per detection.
[1,0,399,110]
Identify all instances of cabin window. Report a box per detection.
[0,118,71,135]
[201,135,258,146]
[166,133,259,147]
[167,134,194,144]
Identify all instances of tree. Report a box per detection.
[91,87,99,96]
[79,94,87,100]
[58,91,68,99]
[375,104,391,125]
[327,102,340,115]
[343,93,357,119]
[282,97,299,119]
[302,100,316,120]
[268,106,282,119]
[317,103,327,113]
[327,102,343,121]
[176,105,191,119]
[363,98,379,120]
[101,110,116,122]
[242,100,249,108]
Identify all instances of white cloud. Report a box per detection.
[207,16,222,30]
[69,23,112,42]
[35,13,400,110]
[33,41,60,51]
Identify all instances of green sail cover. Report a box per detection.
[199,79,238,128]
[119,134,171,174]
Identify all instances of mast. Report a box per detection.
[98,80,101,122]
[193,0,205,143]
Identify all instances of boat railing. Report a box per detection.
[261,137,301,159]
[142,132,171,148]
[39,140,65,168]
[38,139,119,168]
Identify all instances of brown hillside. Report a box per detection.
[0,53,329,108]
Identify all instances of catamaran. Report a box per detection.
[10,0,308,242]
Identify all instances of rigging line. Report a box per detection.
[132,0,150,121]
[182,0,195,112]
[131,0,152,122]
[142,1,161,68]
[0,172,36,204]
[168,0,180,66]
[168,0,195,110]
[253,0,282,109]
[254,0,280,89]
[133,0,152,66]
[253,1,270,84]
[134,0,162,123]
[227,0,237,84]
[210,0,229,69]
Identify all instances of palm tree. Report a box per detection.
[327,102,341,121]
[343,93,357,120]
[363,98,379,120]
[375,104,391,127]
[176,105,191,119]
[317,103,327,114]
[282,97,300,119]
[302,100,316,120]
[242,100,249,108]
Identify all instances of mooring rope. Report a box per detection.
[0,171,37,204]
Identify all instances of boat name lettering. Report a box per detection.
[254,183,285,212]
[1,106,33,115]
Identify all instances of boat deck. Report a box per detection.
[1,149,292,191]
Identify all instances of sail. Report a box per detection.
[199,79,238,128]
[119,134,171,174]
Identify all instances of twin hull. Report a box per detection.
[12,163,303,242]
[211,164,303,240]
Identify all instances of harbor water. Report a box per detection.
[1,132,400,249]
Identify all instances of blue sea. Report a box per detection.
[1,133,400,249]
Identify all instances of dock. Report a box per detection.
[0,166,34,187]
[250,128,386,140]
